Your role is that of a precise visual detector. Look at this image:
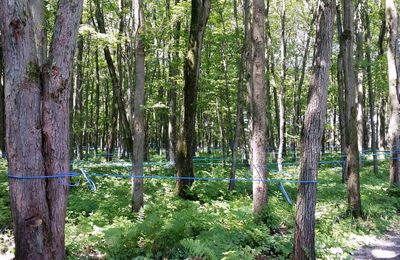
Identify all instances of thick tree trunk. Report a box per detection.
[342,0,362,217]
[293,1,335,259]
[251,0,268,216]
[386,0,400,186]
[176,0,210,198]
[132,0,146,212]
[1,1,82,259]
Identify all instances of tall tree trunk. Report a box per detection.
[168,0,180,163]
[73,35,84,160]
[336,3,347,182]
[355,0,364,157]
[1,0,83,258]
[94,0,133,154]
[229,0,246,191]
[364,3,378,175]
[94,50,101,155]
[132,0,146,211]
[251,0,268,216]
[278,0,286,172]
[379,97,387,154]
[386,0,400,186]
[342,0,362,217]
[176,0,210,198]
[0,42,5,158]
[293,1,335,259]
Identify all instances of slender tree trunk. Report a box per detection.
[293,1,335,259]
[342,0,362,217]
[379,97,387,154]
[132,0,146,211]
[94,0,133,154]
[176,0,210,198]
[1,0,82,258]
[386,0,400,186]
[0,42,5,158]
[73,35,84,160]
[251,0,268,216]
[364,3,378,175]
[94,50,101,155]
[278,0,286,172]
[168,0,180,163]
[355,0,364,157]
[229,0,246,191]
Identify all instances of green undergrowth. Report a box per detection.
[0,156,399,259]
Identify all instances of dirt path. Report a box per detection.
[352,231,400,259]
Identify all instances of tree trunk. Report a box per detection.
[94,50,101,155]
[251,0,268,216]
[176,0,210,198]
[293,1,335,259]
[94,0,133,154]
[73,35,84,160]
[0,42,5,158]
[364,3,378,175]
[386,0,400,186]
[355,0,364,157]
[278,0,286,172]
[1,0,82,259]
[132,0,146,212]
[342,0,362,217]
[229,0,245,191]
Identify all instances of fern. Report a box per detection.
[180,239,217,260]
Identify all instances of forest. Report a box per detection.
[0,0,400,259]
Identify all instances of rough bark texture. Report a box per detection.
[1,0,82,259]
[386,0,400,186]
[292,1,335,259]
[342,0,362,217]
[176,0,210,198]
[251,0,268,215]
[132,0,146,212]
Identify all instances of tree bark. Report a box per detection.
[278,0,287,172]
[176,0,210,198]
[132,0,146,212]
[251,0,268,216]
[342,0,362,217]
[1,0,82,258]
[293,1,335,259]
[386,0,400,186]
[0,42,5,158]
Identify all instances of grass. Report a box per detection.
[0,153,399,259]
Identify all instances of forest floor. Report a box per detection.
[352,227,400,259]
[0,153,400,259]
